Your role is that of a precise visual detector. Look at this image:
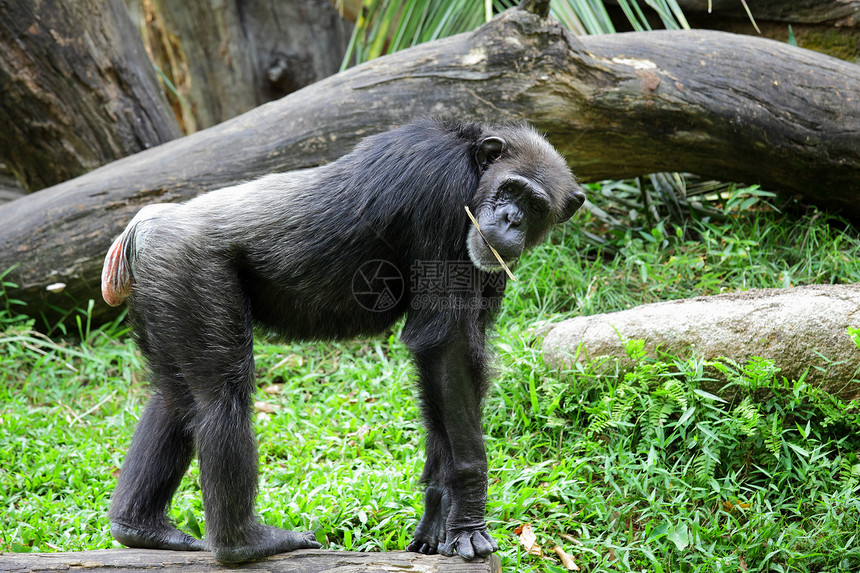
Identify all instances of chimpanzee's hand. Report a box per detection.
[439,526,499,560]
[407,484,449,554]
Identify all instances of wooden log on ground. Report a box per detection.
[542,284,860,399]
[1,4,858,329]
[0,548,501,573]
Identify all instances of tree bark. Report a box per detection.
[0,548,501,573]
[0,162,25,204]
[0,0,182,191]
[0,6,858,329]
[541,284,860,400]
[133,0,352,133]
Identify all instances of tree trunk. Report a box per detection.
[0,5,858,329]
[0,548,501,573]
[134,0,352,132]
[0,162,25,204]
[541,284,860,400]
[0,0,182,191]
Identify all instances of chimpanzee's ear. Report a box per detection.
[475,137,506,170]
[556,185,587,223]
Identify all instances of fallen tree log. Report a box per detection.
[1,3,858,329]
[0,548,500,573]
[542,284,860,400]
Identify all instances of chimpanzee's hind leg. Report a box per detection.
[109,389,204,551]
[193,367,320,564]
[174,274,320,564]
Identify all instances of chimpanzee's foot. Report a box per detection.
[439,527,499,561]
[211,524,321,564]
[407,484,449,554]
[111,520,206,551]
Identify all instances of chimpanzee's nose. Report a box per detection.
[501,204,523,227]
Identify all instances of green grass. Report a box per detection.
[2,186,860,571]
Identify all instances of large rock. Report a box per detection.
[542,284,860,399]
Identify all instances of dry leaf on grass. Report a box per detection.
[552,545,580,571]
[513,523,542,556]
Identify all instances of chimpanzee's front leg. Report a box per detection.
[407,418,452,554]
[405,328,498,560]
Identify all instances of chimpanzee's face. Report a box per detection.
[467,133,585,272]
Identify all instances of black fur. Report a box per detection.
[103,118,584,563]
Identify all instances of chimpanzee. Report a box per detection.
[101,118,585,564]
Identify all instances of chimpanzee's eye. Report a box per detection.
[527,197,548,218]
[497,186,517,204]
